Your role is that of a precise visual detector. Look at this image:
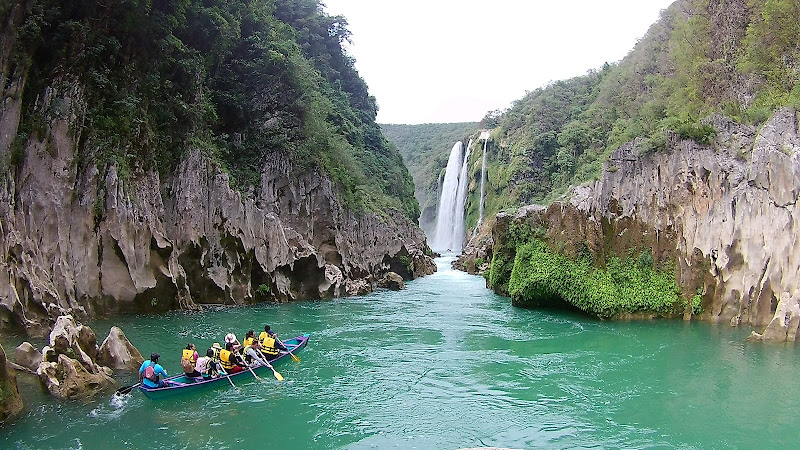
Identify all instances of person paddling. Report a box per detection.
[259,326,288,361]
[218,342,245,374]
[139,353,169,388]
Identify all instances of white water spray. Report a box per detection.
[431,141,470,252]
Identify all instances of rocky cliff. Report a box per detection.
[0,83,434,336]
[472,108,800,341]
[576,108,800,340]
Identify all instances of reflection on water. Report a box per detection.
[3,257,799,449]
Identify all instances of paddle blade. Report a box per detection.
[115,383,139,395]
[273,370,284,381]
[290,353,300,362]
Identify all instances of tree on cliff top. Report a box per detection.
[3,0,419,220]
[482,0,800,211]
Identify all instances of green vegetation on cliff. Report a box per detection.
[381,122,478,217]
[4,0,418,219]
[487,218,682,319]
[478,0,800,213]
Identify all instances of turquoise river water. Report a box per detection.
[2,257,799,449]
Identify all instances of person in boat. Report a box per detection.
[195,348,225,379]
[259,326,288,361]
[258,325,277,341]
[242,338,271,368]
[210,342,222,360]
[219,342,246,374]
[224,333,241,352]
[139,353,169,388]
[181,343,201,378]
[242,330,256,349]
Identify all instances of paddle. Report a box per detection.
[115,382,141,396]
[278,337,301,362]
[246,363,264,382]
[223,370,236,388]
[258,357,284,381]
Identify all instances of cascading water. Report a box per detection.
[430,141,470,252]
[477,134,489,229]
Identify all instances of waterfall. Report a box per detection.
[431,141,470,252]
[477,136,488,228]
[452,139,472,249]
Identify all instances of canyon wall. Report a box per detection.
[471,109,800,341]
[0,83,434,336]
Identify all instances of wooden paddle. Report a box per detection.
[115,382,141,395]
[223,370,235,387]
[280,338,301,362]
[259,358,284,381]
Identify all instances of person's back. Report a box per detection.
[139,353,168,388]
[181,343,201,378]
[195,348,223,379]
[219,342,244,374]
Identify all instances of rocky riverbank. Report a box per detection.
[460,108,800,341]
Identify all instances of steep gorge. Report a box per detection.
[0,0,434,336]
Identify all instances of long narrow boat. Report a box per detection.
[138,333,310,400]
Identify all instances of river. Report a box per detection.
[2,257,799,449]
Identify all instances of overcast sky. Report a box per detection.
[322,0,676,124]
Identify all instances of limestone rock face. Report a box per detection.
[37,354,115,400]
[0,77,434,335]
[97,326,144,371]
[0,343,24,424]
[377,272,405,290]
[34,315,118,398]
[489,108,800,341]
[13,342,41,372]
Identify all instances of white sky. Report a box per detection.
[322,0,677,124]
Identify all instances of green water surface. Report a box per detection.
[2,257,799,449]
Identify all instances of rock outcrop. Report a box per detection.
[481,109,800,341]
[0,343,24,424]
[35,315,117,399]
[97,326,144,371]
[13,342,41,372]
[377,272,405,291]
[0,80,435,335]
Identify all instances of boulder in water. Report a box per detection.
[377,272,405,290]
[36,315,118,398]
[14,342,42,372]
[37,354,116,399]
[345,278,372,296]
[98,327,144,371]
[0,343,24,424]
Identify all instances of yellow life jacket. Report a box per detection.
[243,337,254,348]
[258,331,268,341]
[181,349,196,372]
[211,347,221,361]
[219,349,237,370]
[260,335,279,357]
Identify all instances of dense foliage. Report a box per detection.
[4,0,418,219]
[381,122,478,214]
[480,0,800,210]
[486,219,681,319]
[508,241,681,318]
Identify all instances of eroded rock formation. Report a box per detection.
[475,109,800,341]
[97,326,144,371]
[0,343,24,424]
[0,82,435,336]
[36,315,116,399]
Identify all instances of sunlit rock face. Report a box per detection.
[570,108,800,341]
[0,83,435,336]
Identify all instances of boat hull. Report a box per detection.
[138,333,309,400]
